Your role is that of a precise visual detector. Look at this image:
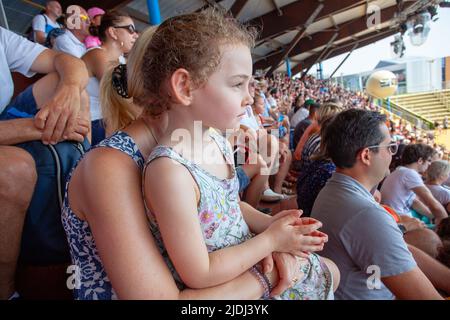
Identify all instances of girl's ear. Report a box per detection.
[168,68,193,106]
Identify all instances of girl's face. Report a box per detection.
[190,44,253,131]
[113,17,139,54]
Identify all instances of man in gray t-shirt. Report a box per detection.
[312,109,442,300]
[313,172,416,299]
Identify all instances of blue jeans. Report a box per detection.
[0,85,37,120]
[236,166,250,192]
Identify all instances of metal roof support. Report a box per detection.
[251,0,356,44]
[300,32,338,79]
[265,2,324,76]
[290,27,398,76]
[60,0,132,11]
[254,3,410,70]
[0,0,9,29]
[328,42,359,79]
[271,0,283,16]
[286,58,292,78]
[229,0,249,18]
[147,0,161,25]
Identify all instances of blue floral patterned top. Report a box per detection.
[62,131,144,300]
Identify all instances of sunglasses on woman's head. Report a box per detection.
[114,24,137,34]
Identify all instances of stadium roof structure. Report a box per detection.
[58,0,447,77]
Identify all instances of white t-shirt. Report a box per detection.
[290,107,309,128]
[54,30,86,58]
[0,27,46,113]
[240,105,259,131]
[426,184,450,207]
[268,96,277,108]
[32,14,60,41]
[381,166,425,216]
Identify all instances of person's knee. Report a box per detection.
[241,155,269,178]
[0,147,37,204]
[256,155,269,175]
[321,257,340,293]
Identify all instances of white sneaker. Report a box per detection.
[261,189,285,202]
[8,291,20,300]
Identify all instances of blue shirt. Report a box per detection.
[312,173,416,300]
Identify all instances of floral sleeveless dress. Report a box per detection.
[144,131,334,300]
[62,131,145,300]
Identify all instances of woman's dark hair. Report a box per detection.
[401,143,435,166]
[390,143,406,171]
[293,95,304,112]
[322,109,387,168]
[436,217,450,241]
[90,11,131,43]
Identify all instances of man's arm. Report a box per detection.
[30,49,89,145]
[34,31,46,45]
[411,198,433,218]
[0,119,41,145]
[0,117,88,146]
[382,267,443,300]
[412,186,448,224]
[31,15,46,45]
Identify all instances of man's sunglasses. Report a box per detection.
[114,24,137,34]
[79,14,90,23]
[367,142,398,155]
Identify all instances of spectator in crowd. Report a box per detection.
[288,94,304,119]
[31,1,62,45]
[381,144,448,225]
[312,109,446,300]
[293,102,343,171]
[63,16,338,300]
[232,80,283,205]
[0,26,89,300]
[249,95,293,197]
[85,7,105,49]
[426,160,450,213]
[54,5,90,58]
[293,101,342,161]
[290,98,313,129]
[292,102,319,150]
[82,11,139,145]
[296,116,337,217]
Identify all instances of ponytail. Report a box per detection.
[100,26,157,135]
[100,64,137,135]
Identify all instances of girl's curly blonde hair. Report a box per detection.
[136,8,257,116]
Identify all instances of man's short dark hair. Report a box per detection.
[309,103,320,114]
[401,144,435,165]
[323,109,387,168]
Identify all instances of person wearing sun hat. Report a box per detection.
[88,7,106,26]
[85,7,106,49]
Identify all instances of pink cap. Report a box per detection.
[87,7,105,20]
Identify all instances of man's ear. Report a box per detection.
[168,68,192,106]
[360,148,371,166]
